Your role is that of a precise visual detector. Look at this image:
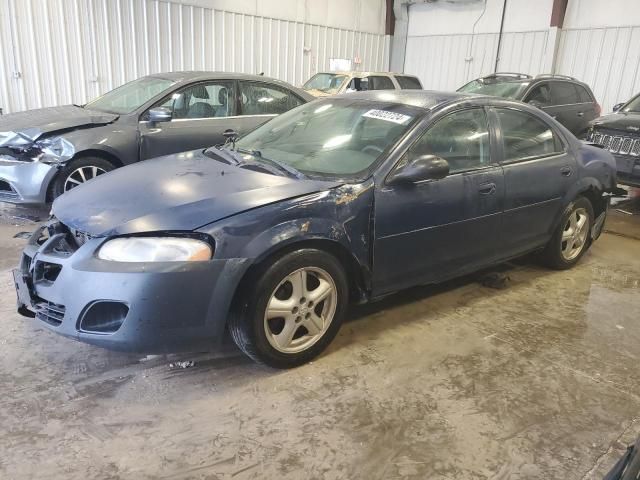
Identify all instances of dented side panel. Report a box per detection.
[200,181,376,291]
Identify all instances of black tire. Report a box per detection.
[541,196,594,270]
[51,156,115,199]
[229,249,349,368]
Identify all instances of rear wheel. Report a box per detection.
[229,249,348,368]
[541,196,594,269]
[51,156,115,199]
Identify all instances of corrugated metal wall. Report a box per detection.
[404,30,549,91]
[556,26,640,113]
[0,0,389,114]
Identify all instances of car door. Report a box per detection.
[237,81,306,131]
[574,84,599,135]
[139,80,242,160]
[373,107,505,295]
[546,81,582,134]
[492,107,576,256]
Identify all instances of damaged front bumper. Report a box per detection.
[13,222,250,353]
[0,158,57,203]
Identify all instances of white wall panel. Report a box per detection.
[405,30,548,92]
[0,0,389,114]
[557,26,640,113]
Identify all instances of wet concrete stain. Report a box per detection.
[0,205,639,479]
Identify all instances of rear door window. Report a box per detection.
[575,85,594,103]
[239,82,304,115]
[395,75,422,89]
[550,82,580,105]
[495,108,564,161]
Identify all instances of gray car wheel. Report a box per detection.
[541,196,594,269]
[229,248,348,368]
[51,156,115,199]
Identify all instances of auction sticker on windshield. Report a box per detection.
[362,109,412,125]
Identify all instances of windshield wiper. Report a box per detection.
[236,147,306,179]
[203,145,241,165]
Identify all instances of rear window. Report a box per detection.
[395,75,422,89]
[575,85,593,103]
[550,82,580,105]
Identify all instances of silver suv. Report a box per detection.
[303,71,423,97]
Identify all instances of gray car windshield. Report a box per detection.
[235,99,421,178]
[85,77,175,114]
[459,80,529,99]
[303,73,348,94]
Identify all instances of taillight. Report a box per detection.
[595,103,601,117]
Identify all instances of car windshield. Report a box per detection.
[84,76,175,114]
[458,79,529,99]
[302,73,348,94]
[235,98,422,179]
[622,94,640,113]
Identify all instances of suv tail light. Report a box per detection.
[595,103,601,117]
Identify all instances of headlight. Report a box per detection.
[35,136,75,163]
[97,237,212,262]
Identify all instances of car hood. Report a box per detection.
[52,150,342,237]
[0,105,118,146]
[591,112,640,132]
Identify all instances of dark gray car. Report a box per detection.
[0,72,313,204]
[458,73,601,136]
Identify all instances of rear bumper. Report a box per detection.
[0,159,57,203]
[13,224,250,353]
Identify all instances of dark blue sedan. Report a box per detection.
[14,91,618,368]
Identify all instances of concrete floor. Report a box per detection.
[1,195,639,480]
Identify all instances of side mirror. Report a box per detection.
[388,154,450,185]
[613,102,625,112]
[148,107,172,123]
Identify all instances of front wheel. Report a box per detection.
[541,196,594,269]
[51,156,115,199]
[229,249,348,368]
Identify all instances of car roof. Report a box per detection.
[314,71,418,78]
[147,71,313,98]
[332,90,473,110]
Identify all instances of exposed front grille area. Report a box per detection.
[34,300,66,326]
[590,130,640,156]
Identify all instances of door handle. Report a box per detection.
[560,166,572,177]
[478,183,496,195]
[577,112,584,117]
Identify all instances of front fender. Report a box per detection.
[201,181,375,292]
[59,121,138,166]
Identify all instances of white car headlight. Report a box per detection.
[97,237,212,262]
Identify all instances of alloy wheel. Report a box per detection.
[263,267,337,354]
[64,166,107,191]
[561,207,589,261]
